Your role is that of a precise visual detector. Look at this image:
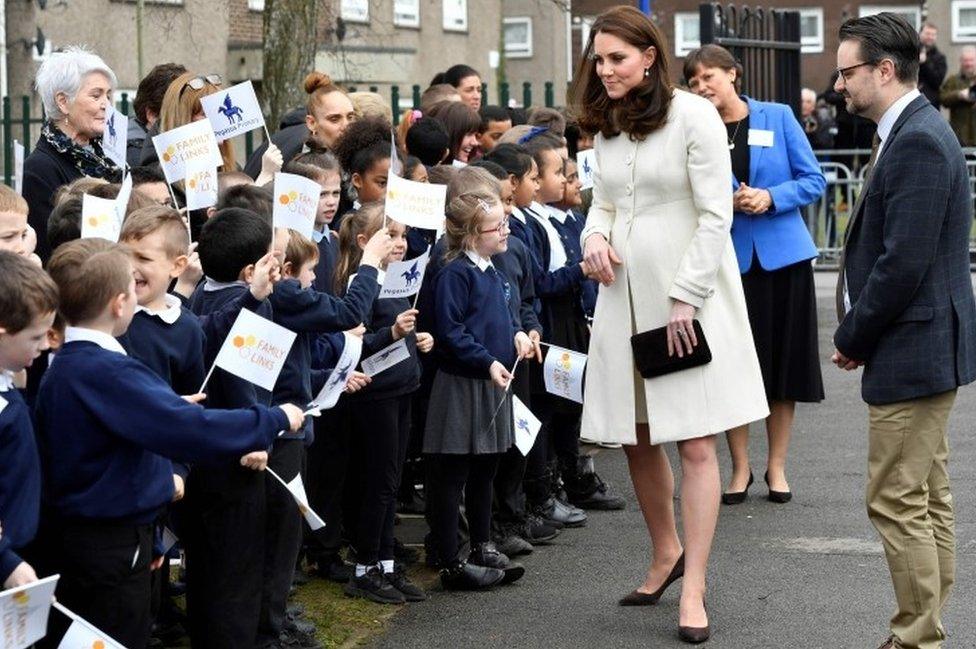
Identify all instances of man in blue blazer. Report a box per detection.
[833,13,976,649]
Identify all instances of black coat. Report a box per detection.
[22,137,84,261]
[243,108,310,179]
[919,46,948,110]
[836,96,976,405]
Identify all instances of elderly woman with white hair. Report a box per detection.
[23,46,121,260]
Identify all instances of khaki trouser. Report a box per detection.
[867,389,957,649]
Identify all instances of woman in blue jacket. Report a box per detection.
[685,45,826,505]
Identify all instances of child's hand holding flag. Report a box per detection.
[249,251,280,300]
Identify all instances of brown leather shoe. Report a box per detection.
[618,553,684,606]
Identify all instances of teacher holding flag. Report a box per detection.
[571,6,767,644]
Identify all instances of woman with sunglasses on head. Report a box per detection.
[23,46,122,261]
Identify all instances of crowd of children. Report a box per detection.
[0,58,628,649]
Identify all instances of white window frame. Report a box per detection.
[503,17,533,59]
[952,1,976,42]
[443,0,468,32]
[798,8,824,54]
[247,0,264,10]
[858,5,922,30]
[394,0,420,28]
[341,0,369,24]
[674,12,700,57]
[580,15,595,53]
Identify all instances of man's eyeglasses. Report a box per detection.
[180,74,222,97]
[835,61,876,81]
[479,217,510,234]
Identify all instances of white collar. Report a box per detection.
[135,293,182,325]
[204,277,248,292]
[545,205,569,224]
[64,326,128,356]
[877,89,921,155]
[527,201,548,217]
[511,206,527,224]
[0,370,15,392]
[464,249,493,272]
[311,228,325,243]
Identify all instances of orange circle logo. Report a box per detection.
[278,194,289,205]
[233,335,245,348]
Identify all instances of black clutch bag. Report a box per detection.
[630,320,712,379]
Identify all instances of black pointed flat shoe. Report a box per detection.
[764,471,793,503]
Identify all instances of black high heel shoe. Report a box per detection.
[764,471,792,504]
[678,597,710,644]
[618,553,684,606]
[721,471,754,505]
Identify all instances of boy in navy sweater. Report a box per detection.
[0,252,58,590]
[33,238,304,648]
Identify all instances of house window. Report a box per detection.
[341,0,369,23]
[247,0,263,10]
[798,8,824,54]
[859,5,921,30]
[674,12,700,57]
[394,0,420,27]
[504,17,533,58]
[443,0,467,32]
[580,15,595,52]
[953,1,976,42]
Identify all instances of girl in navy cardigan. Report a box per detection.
[424,184,534,591]
[334,202,432,604]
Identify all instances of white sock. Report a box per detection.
[381,560,395,574]
[355,563,369,577]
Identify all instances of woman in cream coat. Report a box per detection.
[572,6,767,644]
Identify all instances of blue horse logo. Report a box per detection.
[516,417,530,434]
[328,361,352,388]
[401,260,421,287]
[218,93,244,124]
[582,156,592,176]
[377,346,399,362]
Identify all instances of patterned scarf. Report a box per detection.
[42,119,122,182]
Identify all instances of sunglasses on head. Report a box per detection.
[180,74,222,97]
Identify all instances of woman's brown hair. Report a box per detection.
[304,72,346,117]
[682,44,744,93]
[568,5,674,141]
[159,71,236,171]
[333,201,385,295]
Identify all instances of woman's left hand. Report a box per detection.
[667,300,698,358]
[734,184,773,214]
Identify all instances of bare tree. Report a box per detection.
[261,0,319,131]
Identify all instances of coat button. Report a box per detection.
[626,183,633,195]
[625,154,633,164]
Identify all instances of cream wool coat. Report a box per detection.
[580,89,769,445]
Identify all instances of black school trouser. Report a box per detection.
[349,395,412,566]
[494,367,531,523]
[183,465,266,649]
[426,453,501,566]
[257,438,304,648]
[524,392,583,507]
[37,520,154,649]
[304,404,351,565]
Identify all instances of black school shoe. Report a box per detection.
[440,560,506,591]
[565,457,626,511]
[343,565,406,604]
[468,542,525,585]
[494,531,534,557]
[311,554,352,583]
[393,537,420,565]
[385,564,428,602]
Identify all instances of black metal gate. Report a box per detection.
[699,3,802,115]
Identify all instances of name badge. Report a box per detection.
[748,129,775,147]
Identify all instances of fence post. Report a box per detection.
[500,82,510,107]
[3,96,12,186]
[412,84,421,109]
[20,97,31,156]
[120,92,130,116]
[481,82,488,107]
[522,82,531,108]
[544,82,554,108]
[391,85,400,125]
[245,130,254,160]
[369,85,378,93]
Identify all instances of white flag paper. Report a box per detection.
[384,173,446,230]
[184,157,218,210]
[272,172,319,239]
[81,194,122,242]
[152,120,223,185]
[576,148,597,191]
[306,331,363,415]
[213,309,297,391]
[379,247,429,299]
[200,81,266,143]
[0,575,59,649]
[361,338,409,377]
[13,140,25,195]
[512,395,542,456]
[283,473,326,531]
[543,344,587,404]
[115,172,133,222]
[57,617,125,649]
[161,527,179,555]
[102,105,129,169]
[389,130,403,177]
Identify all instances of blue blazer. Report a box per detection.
[731,97,826,273]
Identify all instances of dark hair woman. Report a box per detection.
[430,64,482,111]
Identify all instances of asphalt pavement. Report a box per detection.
[368,272,976,649]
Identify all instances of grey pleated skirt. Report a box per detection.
[423,369,514,455]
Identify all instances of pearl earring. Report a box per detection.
[644,67,650,78]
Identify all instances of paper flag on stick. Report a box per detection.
[184,157,218,210]
[13,140,24,195]
[272,172,319,239]
[0,575,60,649]
[306,331,363,415]
[267,468,326,531]
[360,338,409,377]
[512,395,542,456]
[200,80,266,143]
[80,194,123,242]
[54,601,126,649]
[384,173,446,230]
[576,149,597,191]
[102,105,129,169]
[152,120,223,185]
[379,247,429,299]
[211,309,297,391]
[542,344,587,404]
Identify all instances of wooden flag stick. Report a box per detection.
[483,356,521,433]
[197,361,217,395]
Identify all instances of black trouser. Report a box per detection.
[37,520,154,649]
[257,439,304,647]
[304,404,351,565]
[426,453,501,566]
[349,395,412,565]
[524,390,584,506]
[183,465,266,649]
[494,367,531,523]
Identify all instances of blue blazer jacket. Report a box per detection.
[731,97,826,273]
